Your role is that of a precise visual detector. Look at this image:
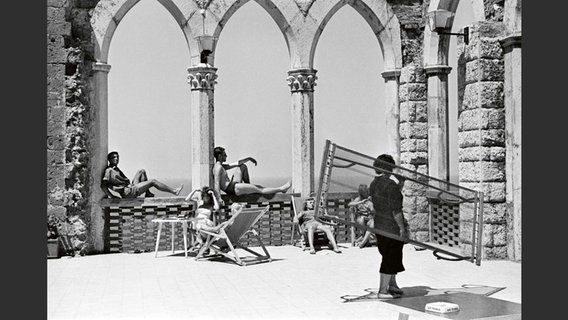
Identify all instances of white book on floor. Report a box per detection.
[425,302,460,313]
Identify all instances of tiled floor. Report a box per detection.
[47,244,521,320]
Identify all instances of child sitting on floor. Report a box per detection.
[348,184,375,248]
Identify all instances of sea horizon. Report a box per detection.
[151,174,364,197]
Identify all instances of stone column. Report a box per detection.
[458,23,506,259]
[424,65,452,184]
[381,69,401,165]
[500,34,521,261]
[399,65,429,243]
[187,64,218,192]
[89,62,111,253]
[286,68,317,197]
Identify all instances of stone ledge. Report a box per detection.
[100,196,189,207]
[99,192,358,208]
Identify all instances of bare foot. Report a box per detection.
[280,181,292,193]
[174,185,184,196]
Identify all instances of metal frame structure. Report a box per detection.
[314,140,484,266]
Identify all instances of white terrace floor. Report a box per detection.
[47,244,521,320]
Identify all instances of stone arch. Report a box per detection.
[423,0,485,66]
[211,0,296,66]
[307,0,402,71]
[91,0,201,63]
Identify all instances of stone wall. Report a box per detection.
[47,0,98,254]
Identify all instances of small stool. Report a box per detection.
[152,218,194,258]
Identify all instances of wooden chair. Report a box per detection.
[195,205,271,266]
[290,195,337,252]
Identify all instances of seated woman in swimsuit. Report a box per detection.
[185,187,221,250]
[294,197,342,255]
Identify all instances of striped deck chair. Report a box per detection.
[195,206,271,266]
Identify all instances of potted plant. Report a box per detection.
[47,214,61,258]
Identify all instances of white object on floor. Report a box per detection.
[425,302,460,313]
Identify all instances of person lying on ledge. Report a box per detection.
[294,196,342,255]
[101,151,183,199]
[212,146,291,206]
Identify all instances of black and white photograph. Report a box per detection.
[46,0,523,319]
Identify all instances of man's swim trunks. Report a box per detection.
[121,184,140,199]
[224,181,237,195]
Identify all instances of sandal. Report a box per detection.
[388,286,404,295]
[377,292,396,299]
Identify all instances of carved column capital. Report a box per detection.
[92,62,111,73]
[286,68,317,92]
[424,65,452,76]
[381,69,401,80]
[187,64,218,91]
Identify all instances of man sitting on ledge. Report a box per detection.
[101,151,183,199]
[212,146,291,206]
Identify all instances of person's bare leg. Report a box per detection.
[355,216,365,244]
[359,231,372,248]
[234,181,291,196]
[378,273,394,298]
[320,226,341,253]
[135,179,183,196]
[132,169,154,197]
[232,164,251,183]
[307,227,316,254]
[131,169,146,184]
[359,219,373,248]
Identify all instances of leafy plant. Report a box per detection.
[47,214,62,239]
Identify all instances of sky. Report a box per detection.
[107,0,473,190]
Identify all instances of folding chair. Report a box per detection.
[290,195,337,252]
[195,206,271,266]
